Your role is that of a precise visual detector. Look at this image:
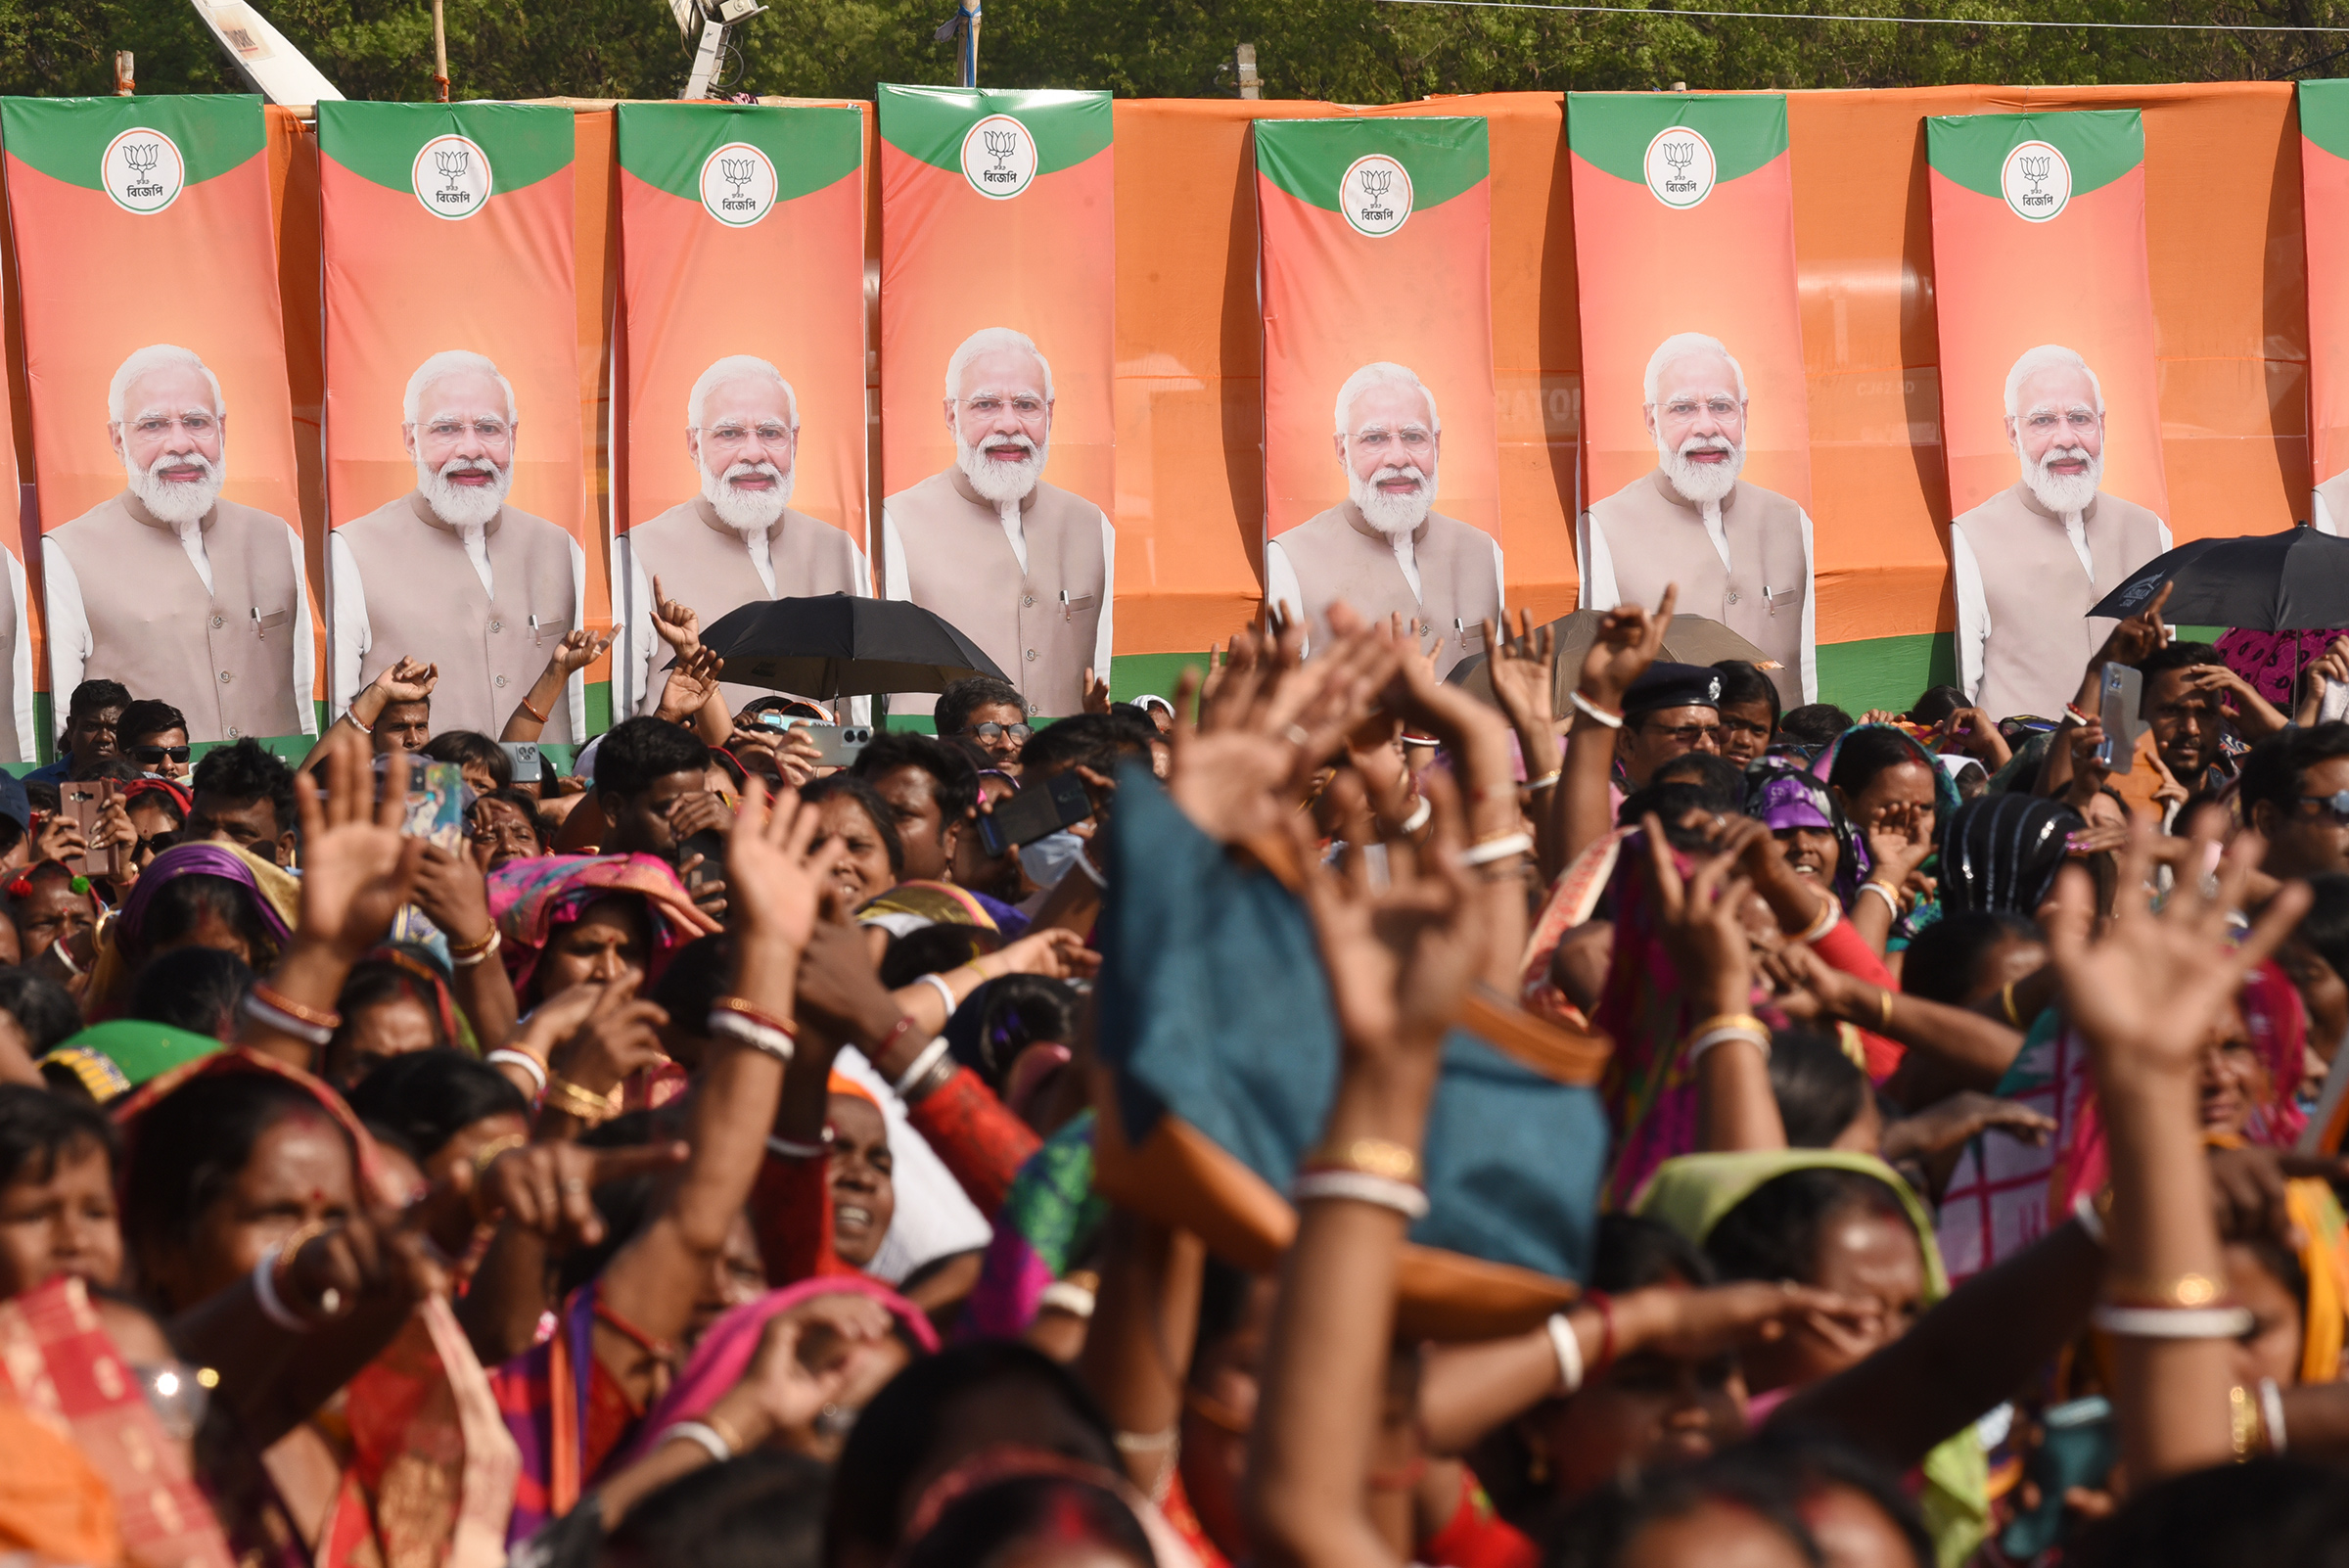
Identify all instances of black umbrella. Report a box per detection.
[2087,525,2349,630]
[690,593,1006,698]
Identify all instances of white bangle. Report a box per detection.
[2089,1303,2255,1338]
[2070,1190,2107,1247]
[915,971,959,1019]
[48,940,82,977]
[2261,1376,2288,1454]
[1524,769,1563,792]
[1398,796,1432,836]
[1798,896,1841,944]
[450,928,502,969]
[1545,1311,1585,1396]
[486,1049,548,1095]
[1038,1280,1098,1319]
[661,1421,733,1464]
[892,1036,953,1099]
[1289,1169,1431,1220]
[1685,1025,1772,1065]
[252,1245,310,1332]
[1857,880,1902,916]
[767,1133,827,1160]
[1569,691,1625,730]
[1070,849,1108,889]
[243,992,333,1047]
[707,1008,795,1064]
[1459,832,1535,867]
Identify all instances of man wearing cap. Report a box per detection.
[1616,663,1726,789]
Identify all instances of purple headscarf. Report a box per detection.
[115,842,295,954]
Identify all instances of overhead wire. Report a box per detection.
[1375,0,2349,31]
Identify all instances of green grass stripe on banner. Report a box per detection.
[318,101,574,197]
[616,102,861,207]
[0,94,264,192]
[1925,109,2142,204]
[1254,116,1488,216]
[1565,93,1785,189]
[876,86,1109,178]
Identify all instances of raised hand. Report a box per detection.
[474,1138,690,1250]
[1644,812,1760,1017]
[651,576,702,652]
[982,924,1102,982]
[296,732,425,963]
[1934,706,2011,770]
[1482,609,1557,736]
[656,644,725,723]
[546,976,671,1097]
[728,778,847,958]
[550,626,617,677]
[375,655,439,705]
[1082,667,1113,715]
[1879,1091,2055,1164]
[1577,585,1678,713]
[2093,579,2171,669]
[409,841,493,948]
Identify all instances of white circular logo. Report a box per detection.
[2001,139,2070,223]
[1340,153,1413,239]
[1643,126,1716,209]
[100,127,185,216]
[411,133,493,221]
[699,142,777,227]
[960,115,1036,201]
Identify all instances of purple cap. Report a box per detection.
[1754,772,1833,833]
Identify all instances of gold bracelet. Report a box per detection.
[1877,988,1895,1032]
[702,1410,749,1455]
[544,1075,619,1125]
[2230,1383,2262,1461]
[2106,1271,2225,1310]
[2001,982,2023,1029]
[1301,1137,1422,1184]
[1685,1013,1770,1041]
[446,925,499,959]
[471,1132,529,1180]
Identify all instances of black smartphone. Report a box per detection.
[978,772,1095,857]
[678,827,727,894]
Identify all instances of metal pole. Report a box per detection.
[1235,43,1260,98]
[114,52,135,95]
[959,0,982,86]
[432,0,450,101]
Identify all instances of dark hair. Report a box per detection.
[1777,704,1855,750]
[1712,660,1782,729]
[2134,640,2226,681]
[122,1072,352,1298]
[1190,1255,1262,1376]
[116,700,189,747]
[852,731,983,826]
[880,924,1002,990]
[1907,685,1968,728]
[2292,873,2349,991]
[1738,1437,1932,1568]
[1705,1167,1915,1288]
[125,785,188,828]
[594,716,712,802]
[1017,714,1156,783]
[1899,909,2042,1008]
[472,787,551,849]
[1769,1026,1869,1148]
[952,973,1081,1088]
[936,677,1029,739]
[191,738,297,838]
[70,756,148,784]
[126,946,253,1039]
[825,1341,1118,1567]
[1646,750,1746,811]
[344,1051,528,1162]
[802,773,905,879]
[421,730,511,791]
[606,1452,831,1568]
[1615,781,1725,849]
[1544,1452,1824,1568]
[0,1083,115,1192]
[324,959,455,1079]
[133,874,281,969]
[1827,727,1928,799]
[650,933,733,1034]
[2239,722,2349,821]
[68,679,131,721]
[2075,1456,2349,1568]
[0,967,82,1055]
[901,1472,1155,1568]
[1590,1211,1716,1292]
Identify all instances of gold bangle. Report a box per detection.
[544,1075,619,1125]
[957,959,993,985]
[2107,1271,2226,1309]
[1685,1013,1770,1041]
[702,1410,749,1455]
[471,1132,529,1180]
[2230,1383,2261,1461]
[1878,988,1895,1032]
[1302,1137,1422,1184]
[2001,982,2023,1029]
[446,925,499,959]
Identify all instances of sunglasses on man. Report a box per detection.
[964,720,1034,744]
[2300,791,2349,826]
[130,744,192,765]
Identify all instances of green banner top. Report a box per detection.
[1926,109,2142,203]
[1566,92,1786,186]
[318,101,574,197]
[2301,80,2349,161]
[0,94,265,192]
[1253,116,1488,215]
[877,85,1110,177]
[617,102,861,206]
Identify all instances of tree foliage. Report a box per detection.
[5,0,2349,104]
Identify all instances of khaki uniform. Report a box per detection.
[337,491,578,740]
[47,491,305,740]
[1273,503,1501,680]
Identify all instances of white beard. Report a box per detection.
[1348,463,1434,536]
[956,429,1046,507]
[702,459,792,531]
[416,453,511,530]
[2018,441,2103,515]
[1657,434,1744,506]
[126,448,223,528]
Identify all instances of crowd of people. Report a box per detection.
[3,573,2349,1568]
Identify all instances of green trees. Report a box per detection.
[6,0,2349,105]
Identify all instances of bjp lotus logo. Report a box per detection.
[960,113,1038,200]
[1339,153,1413,238]
[699,141,778,226]
[1642,125,1716,209]
[2000,138,2071,223]
[410,132,493,220]
[100,126,184,214]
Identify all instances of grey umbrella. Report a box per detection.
[1447,609,1775,708]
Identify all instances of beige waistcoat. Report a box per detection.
[338,492,578,740]
[49,491,304,741]
[1953,483,2168,722]
[629,497,869,714]
[1276,504,1500,680]
[882,470,1106,716]
[2316,470,2349,532]
[1588,470,1809,708]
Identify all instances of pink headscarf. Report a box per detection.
[617,1276,939,1468]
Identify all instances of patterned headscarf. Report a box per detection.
[484,853,717,997]
[1937,794,2085,917]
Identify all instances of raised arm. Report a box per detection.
[503,627,616,742]
[1556,586,1677,868]
[1644,816,1784,1154]
[1483,611,1565,883]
